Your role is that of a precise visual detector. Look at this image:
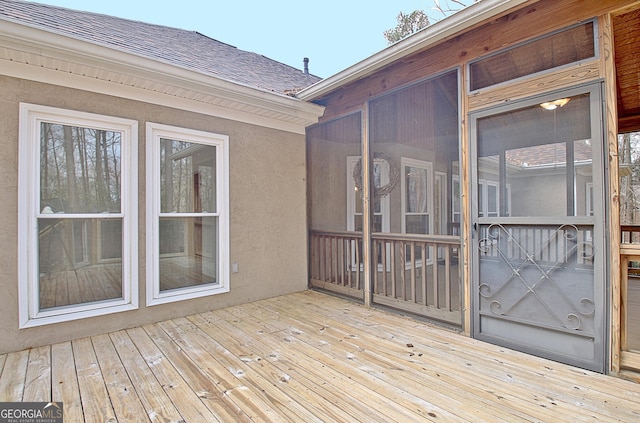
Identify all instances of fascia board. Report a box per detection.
[297,0,531,101]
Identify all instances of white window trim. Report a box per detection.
[478,179,511,218]
[346,156,390,232]
[435,171,448,235]
[346,155,390,270]
[452,175,461,224]
[146,123,229,306]
[400,157,434,268]
[400,157,434,236]
[18,103,138,328]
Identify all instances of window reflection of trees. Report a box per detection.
[160,139,215,214]
[620,132,640,231]
[40,123,121,214]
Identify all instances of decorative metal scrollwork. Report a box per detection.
[477,223,596,331]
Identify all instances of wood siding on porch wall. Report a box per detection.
[0,75,309,354]
[309,0,638,373]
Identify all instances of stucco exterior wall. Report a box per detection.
[0,75,309,353]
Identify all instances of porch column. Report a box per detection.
[362,102,373,307]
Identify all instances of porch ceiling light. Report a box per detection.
[540,98,570,110]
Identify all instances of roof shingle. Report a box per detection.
[0,0,322,94]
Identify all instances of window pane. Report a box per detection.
[406,215,429,234]
[38,218,123,310]
[620,131,640,244]
[100,219,123,260]
[470,22,595,90]
[405,166,428,213]
[487,184,498,216]
[40,123,121,214]
[159,216,218,292]
[478,182,485,216]
[160,139,217,213]
[355,190,363,214]
[478,93,592,217]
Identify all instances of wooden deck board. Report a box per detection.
[127,325,225,422]
[301,293,640,420]
[255,297,534,422]
[108,330,184,423]
[1,290,640,422]
[208,305,462,422]
[72,337,117,422]
[192,310,430,423]
[91,333,150,422]
[23,346,51,402]
[269,294,624,422]
[0,349,29,402]
[51,342,84,423]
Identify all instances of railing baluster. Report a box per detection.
[421,242,428,306]
[444,245,451,311]
[355,239,361,289]
[344,237,353,287]
[389,240,395,299]
[410,241,416,303]
[432,241,438,308]
[382,241,387,297]
[337,236,343,285]
[400,241,406,301]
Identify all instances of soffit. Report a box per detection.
[613,7,640,133]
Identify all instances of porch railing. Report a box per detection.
[309,230,461,326]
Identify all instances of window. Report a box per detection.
[435,172,448,235]
[469,21,596,91]
[478,179,511,218]
[478,179,499,218]
[347,156,390,269]
[401,158,434,265]
[146,123,229,305]
[346,156,390,233]
[401,158,433,235]
[18,104,138,327]
[452,175,461,228]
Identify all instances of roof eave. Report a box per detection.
[297,0,531,101]
[0,19,325,132]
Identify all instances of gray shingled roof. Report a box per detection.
[0,0,322,94]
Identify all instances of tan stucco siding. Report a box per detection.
[0,75,308,353]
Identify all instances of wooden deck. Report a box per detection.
[1,290,640,422]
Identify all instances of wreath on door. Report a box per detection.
[353,152,400,198]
